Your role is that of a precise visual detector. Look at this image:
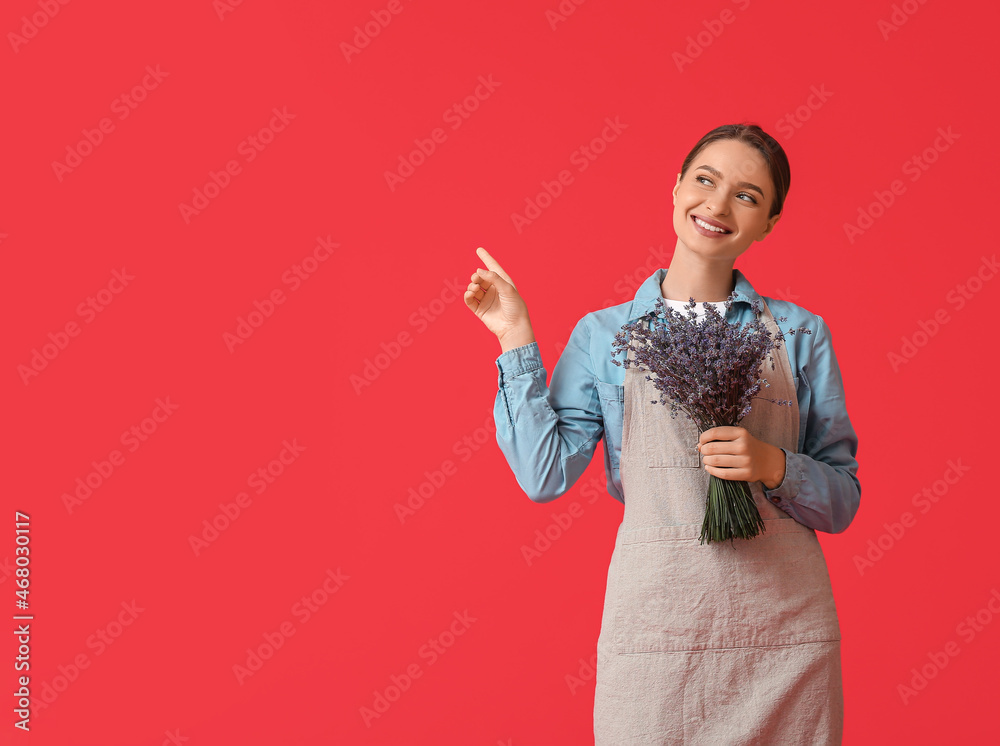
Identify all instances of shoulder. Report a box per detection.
[556,300,634,377]
[759,296,824,332]
[576,297,638,349]
[587,296,638,330]
[757,296,839,379]
[758,298,856,404]
[759,295,841,348]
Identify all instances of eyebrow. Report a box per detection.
[694,165,765,199]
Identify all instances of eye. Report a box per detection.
[694,175,758,205]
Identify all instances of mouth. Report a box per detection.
[691,214,733,235]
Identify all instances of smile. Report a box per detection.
[692,215,732,234]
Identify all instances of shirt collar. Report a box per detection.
[626,266,762,324]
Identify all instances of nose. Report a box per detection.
[705,194,729,216]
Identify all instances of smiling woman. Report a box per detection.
[465,122,860,745]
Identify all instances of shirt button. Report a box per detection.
[770,496,780,503]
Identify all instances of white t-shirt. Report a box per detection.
[663,298,728,321]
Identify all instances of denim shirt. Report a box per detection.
[492,267,861,534]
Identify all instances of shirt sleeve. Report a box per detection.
[493,316,604,502]
[762,315,862,533]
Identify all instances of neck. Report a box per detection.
[660,253,736,303]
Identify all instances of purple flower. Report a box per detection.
[610,293,813,544]
[611,294,811,430]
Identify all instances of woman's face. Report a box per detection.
[671,139,781,261]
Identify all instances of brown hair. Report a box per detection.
[679,123,790,219]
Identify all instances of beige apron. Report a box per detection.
[594,298,844,745]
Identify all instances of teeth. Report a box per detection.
[694,217,729,233]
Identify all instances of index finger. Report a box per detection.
[699,426,741,444]
[476,246,516,289]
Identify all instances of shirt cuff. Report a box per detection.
[495,341,543,384]
[761,447,802,509]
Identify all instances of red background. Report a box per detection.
[3,0,998,744]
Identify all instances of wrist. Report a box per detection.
[499,326,536,353]
[763,446,786,490]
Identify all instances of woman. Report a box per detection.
[464,123,860,744]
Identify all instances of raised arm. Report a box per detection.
[492,317,604,501]
[464,248,603,501]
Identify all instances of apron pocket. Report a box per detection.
[638,396,701,468]
[612,520,841,653]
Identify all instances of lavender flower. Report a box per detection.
[611,293,812,544]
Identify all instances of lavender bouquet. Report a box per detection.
[611,294,811,545]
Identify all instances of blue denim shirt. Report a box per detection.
[493,267,861,534]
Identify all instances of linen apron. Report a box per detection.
[593,298,844,745]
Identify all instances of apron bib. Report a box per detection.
[593,298,844,745]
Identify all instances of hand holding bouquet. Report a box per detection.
[611,295,811,545]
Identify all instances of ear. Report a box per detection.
[757,212,781,241]
[672,173,681,206]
